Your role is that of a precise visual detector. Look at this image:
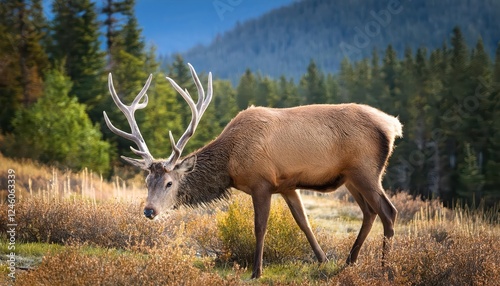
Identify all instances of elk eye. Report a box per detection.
[166,181,173,188]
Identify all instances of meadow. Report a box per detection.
[1,153,499,285]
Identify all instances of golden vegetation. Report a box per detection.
[14,244,241,286]
[0,152,145,203]
[216,195,313,266]
[1,154,499,285]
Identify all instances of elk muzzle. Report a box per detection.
[144,207,156,219]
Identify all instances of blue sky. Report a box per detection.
[42,0,296,55]
[135,0,295,55]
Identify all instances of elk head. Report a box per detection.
[103,64,212,219]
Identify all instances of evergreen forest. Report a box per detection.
[182,0,500,82]
[1,0,499,206]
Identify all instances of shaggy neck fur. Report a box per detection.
[175,140,233,208]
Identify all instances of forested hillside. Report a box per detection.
[1,0,499,205]
[178,0,500,82]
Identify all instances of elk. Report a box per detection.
[103,63,402,279]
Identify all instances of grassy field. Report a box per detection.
[1,153,499,285]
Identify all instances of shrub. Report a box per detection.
[216,194,314,267]
[184,209,224,258]
[389,191,447,223]
[0,197,178,249]
[15,244,242,286]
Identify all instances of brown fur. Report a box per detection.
[215,104,402,194]
[176,141,233,208]
[146,103,402,279]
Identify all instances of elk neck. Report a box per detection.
[175,139,233,208]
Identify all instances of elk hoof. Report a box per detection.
[251,269,262,279]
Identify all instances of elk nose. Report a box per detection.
[144,208,156,219]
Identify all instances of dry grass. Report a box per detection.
[0,152,145,203]
[1,154,500,285]
[14,244,243,286]
[0,197,177,248]
[348,222,499,285]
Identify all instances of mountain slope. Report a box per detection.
[176,0,500,82]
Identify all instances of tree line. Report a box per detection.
[1,0,499,205]
[182,0,500,82]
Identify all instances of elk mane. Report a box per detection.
[175,141,233,208]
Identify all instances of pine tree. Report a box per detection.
[401,47,442,196]
[399,47,414,122]
[300,59,327,104]
[396,47,421,192]
[380,45,400,115]
[49,0,105,108]
[458,143,486,204]
[465,38,491,153]
[276,75,300,107]
[11,69,111,174]
[120,13,144,58]
[439,26,470,199]
[236,69,256,110]
[0,0,49,132]
[484,43,500,204]
[325,73,339,104]
[450,27,469,83]
[426,48,446,197]
[431,42,456,202]
[0,11,19,133]
[445,26,469,133]
[350,58,371,104]
[368,48,384,107]
[212,79,238,129]
[400,47,415,121]
[255,76,278,107]
[102,0,135,56]
[169,54,192,86]
[460,38,491,201]
[338,58,354,102]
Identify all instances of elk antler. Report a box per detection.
[103,73,154,169]
[164,63,213,170]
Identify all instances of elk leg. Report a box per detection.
[364,189,396,265]
[251,188,272,279]
[348,178,397,265]
[281,189,327,262]
[345,182,377,264]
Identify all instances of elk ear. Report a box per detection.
[175,155,196,173]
